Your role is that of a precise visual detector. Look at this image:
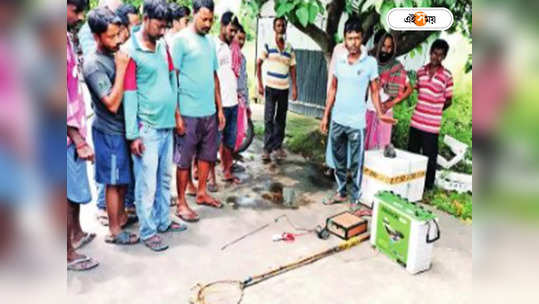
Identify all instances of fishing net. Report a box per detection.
[191,280,244,304]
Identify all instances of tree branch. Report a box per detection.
[359,10,379,43]
[325,0,346,52]
[393,31,434,57]
[288,21,331,55]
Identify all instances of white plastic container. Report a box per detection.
[361,149,428,207]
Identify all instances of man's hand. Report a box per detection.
[292,85,298,101]
[258,83,265,97]
[176,116,186,136]
[218,110,226,131]
[320,116,329,135]
[377,113,398,125]
[76,144,95,162]
[115,51,130,73]
[130,138,145,157]
[382,100,395,114]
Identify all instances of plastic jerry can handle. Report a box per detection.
[426,219,441,243]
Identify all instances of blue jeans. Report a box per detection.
[132,125,173,241]
[96,183,135,210]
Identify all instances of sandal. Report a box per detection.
[262,152,271,162]
[143,235,168,252]
[73,232,96,250]
[96,210,109,227]
[197,199,223,209]
[207,183,219,193]
[322,193,348,206]
[222,176,243,185]
[67,256,99,271]
[275,149,287,160]
[231,163,246,173]
[105,231,139,245]
[158,221,188,233]
[176,210,200,223]
[121,215,138,229]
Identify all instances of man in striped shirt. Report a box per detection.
[257,16,298,161]
[408,39,454,190]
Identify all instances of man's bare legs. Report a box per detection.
[220,145,239,183]
[70,203,85,244]
[67,199,98,270]
[176,168,199,221]
[208,162,218,192]
[196,160,221,207]
[186,166,197,195]
[106,185,127,237]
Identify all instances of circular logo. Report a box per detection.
[414,11,427,26]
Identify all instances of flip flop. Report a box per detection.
[105,231,139,245]
[275,149,287,160]
[158,221,188,233]
[67,256,99,271]
[96,210,109,226]
[121,215,138,229]
[197,199,223,209]
[222,176,243,185]
[207,183,219,193]
[175,210,200,223]
[143,235,168,252]
[73,232,96,250]
[322,194,348,206]
[231,163,246,173]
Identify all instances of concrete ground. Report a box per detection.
[68,104,472,303]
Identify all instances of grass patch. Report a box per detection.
[422,189,472,222]
[284,113,327,163]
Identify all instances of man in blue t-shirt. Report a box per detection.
[320,17,396,207]
[171,0,226,222]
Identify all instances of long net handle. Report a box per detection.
[244,233,370,287]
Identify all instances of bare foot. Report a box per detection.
[176,203,199,222]
[196,193,223,208]
[186,183,197,196]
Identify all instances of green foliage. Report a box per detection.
[379,1,396,32]
[238,0,259,41]
[274,0,325,28]
[423,189,472,221]
[392,87,472,173]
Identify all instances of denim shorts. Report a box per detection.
[92,127,132,185]
[67,144,92,204]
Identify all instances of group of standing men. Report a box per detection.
[67,0,252,271]
[66,0,454,272]
[320,17,453,206]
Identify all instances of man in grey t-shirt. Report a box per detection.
[83,7,139,245]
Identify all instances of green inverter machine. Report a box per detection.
[371,191,440,274]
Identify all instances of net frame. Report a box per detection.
[194,233,370,304]
[193,280,245,304]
